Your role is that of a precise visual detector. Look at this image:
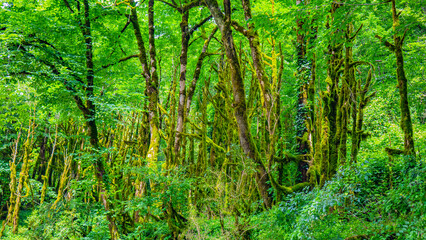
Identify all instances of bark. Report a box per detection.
[327,51,343,178]
[0,131,22,238]
[350,60,359,163]
[55,1,120,237]
[394,40,415,156]
[320,91,331,186]
[40,127,58,205]
[129,0,151,160]
[174,10,190,163]
[81,1,119,238]
[174,11,213,162]
[294,0,316,182]
[131,0,160,224]
[165,60,179,168]
[205,0,272,209]
[129,0,160,171]
[129,1,151,81]
[337,24,354,165]
[240,0,274,135]
[339,42,351,164]
[32,126,48,181]
[146,0,160,170]
[375,0,415,157]
[325,2,344,179]
[11,131,31,233]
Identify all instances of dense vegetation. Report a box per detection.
[0,0,425,239]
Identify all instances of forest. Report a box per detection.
[0,0,425,239]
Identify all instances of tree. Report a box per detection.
[376,0,415,158]
[205,0,273,208]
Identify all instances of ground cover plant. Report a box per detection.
[0,0,425,239]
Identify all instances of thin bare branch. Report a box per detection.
[97,54,139,71]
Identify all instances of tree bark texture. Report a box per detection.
[205,0,272,209]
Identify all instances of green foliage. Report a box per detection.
[0,0,425,239]
[0,159,11,213]
[251,155,426,239]
[2,161,192,239]
[26,201,104,240]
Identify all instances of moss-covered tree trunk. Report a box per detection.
[391,0,415,157]
[340,24,355,165]
[130,0,160,170]
[174,8,212,164]
[174,11,190,164]
[240,0,274,146]
[376,0,415,157]
[315,1,344,184]
[79,1,119,237]
[394,41,415,156]
[205,0,272,209]
[145,0,160,171]
[130,0,160,226]
[295,0,316,182]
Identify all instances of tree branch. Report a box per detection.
[62,0,75,14]
[157,0,178,9]
[96,54,139,72]
[350,24,363,40]
[401,28,408,44]
[333,0,391,6]
[375,34,396,52]
[189,15,213,36]
[180,0,204,13]
[9,42,89,115]
[231,20,251,37]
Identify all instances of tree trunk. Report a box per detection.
[394,41,415,156]
[294,0,315,182]
[375,0,415,158]
[174,11,190,163]
[129,0,160,171]
[146,0,160,170]
[205,0,272,209]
